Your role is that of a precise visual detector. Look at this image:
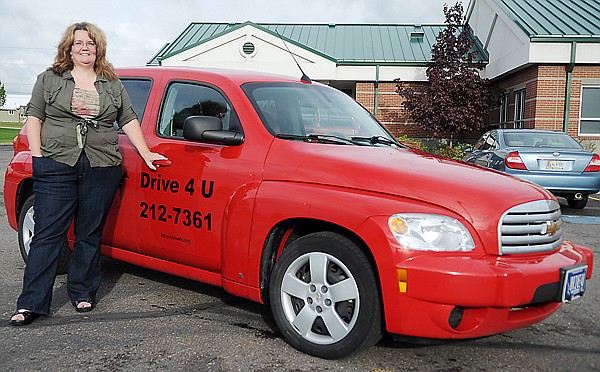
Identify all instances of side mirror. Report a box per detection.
[183,116,244,146]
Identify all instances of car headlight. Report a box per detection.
[388,213,475,252]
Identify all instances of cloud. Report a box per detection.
[0,0,451,101]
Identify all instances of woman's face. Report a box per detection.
[71,29,97,69]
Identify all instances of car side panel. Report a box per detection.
[4,152,32,231]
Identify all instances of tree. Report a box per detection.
[0,80,6,107]
[396,2,497,139]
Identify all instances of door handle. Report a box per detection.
[153,159,172,167]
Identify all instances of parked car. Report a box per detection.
[463,129,600,209]
[4,67,594,358]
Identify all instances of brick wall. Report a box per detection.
[356,81,449,139]
[491,64,600,141]
[356,81,484,142]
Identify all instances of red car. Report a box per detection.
[4,67,594,358]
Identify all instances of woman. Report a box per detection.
[9,22,167,326]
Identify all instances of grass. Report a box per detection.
[0,122,22,143]
[0,121,24,128]
[0,128,20,143]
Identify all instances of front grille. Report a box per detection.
[499,200,563,255]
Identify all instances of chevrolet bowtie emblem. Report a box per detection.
[542,221,560,236]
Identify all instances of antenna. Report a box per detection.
[276,30,311,83]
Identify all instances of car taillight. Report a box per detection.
[505,151,527,170]
[584,153,600,172]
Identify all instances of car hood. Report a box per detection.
[264,140,553,225]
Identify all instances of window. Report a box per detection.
[475,130,500,151]
[121,78,152,121]
[158,82,240,138]
[482,131,499,150]
[504,132,581,149]
[499,93,508,128]
[579,86,600,136]
[473,131,499,151]
[514,90,525,129]
[473,133,489,151]
[242,82,391,140]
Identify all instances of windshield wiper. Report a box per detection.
[276,133,364,145]
[351,135,399,147]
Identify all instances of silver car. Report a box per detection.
[463,129,600,209]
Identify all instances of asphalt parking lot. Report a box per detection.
[0,145,598,371]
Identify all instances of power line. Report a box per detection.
[0,61,51,66]
[0,46,155,53]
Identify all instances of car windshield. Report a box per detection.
[242,82,397,145]
[503,132,582,149]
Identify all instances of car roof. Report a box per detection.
[496,129,570,135]
[116,66,305,85]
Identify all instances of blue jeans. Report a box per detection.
[16,154,121,315]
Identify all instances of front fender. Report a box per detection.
[240,180,461,301]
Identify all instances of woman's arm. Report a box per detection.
[26,116,43,157]
[121,119,167,171]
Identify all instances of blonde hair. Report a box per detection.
[51,22,118,80]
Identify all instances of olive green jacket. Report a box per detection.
[26,69,137,167]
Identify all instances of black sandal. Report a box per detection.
[9,309,40,326]
[74,301,95,313]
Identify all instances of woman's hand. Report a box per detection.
[141,151,169,171]
[121,119,169,171]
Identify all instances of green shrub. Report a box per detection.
[579,140,597,153]
[435,142,469,160]
[397,135,429,152]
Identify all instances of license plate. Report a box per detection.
[560,265,587,302]
[543,160,566,170]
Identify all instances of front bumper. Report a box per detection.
[384,242,594,339]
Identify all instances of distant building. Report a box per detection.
[0,106,25,123]
[1,94,29,123]
[467,0,600,147]
[148,0,599,149]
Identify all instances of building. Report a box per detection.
[0,106,25,124]
[467,0,600,150]
[148,22,483,139]
[148,0,600,149]
[1,94,29,124]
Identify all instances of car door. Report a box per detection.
[116,79,262,274]
[102,77,153,253]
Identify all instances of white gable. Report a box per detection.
[159,24,430,83]
[160,25,337,79]
[468,0,600,78]
[467,0,531,78]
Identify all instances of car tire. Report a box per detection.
[18,194,70,275]
[567,195,588,209]
[269,231,383,359]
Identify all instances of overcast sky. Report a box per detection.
[0,0,455,107]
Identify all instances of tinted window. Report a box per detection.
[158,82,240,138]
[121,79,152,121]
[503,132,582,149]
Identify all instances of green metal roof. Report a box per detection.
[148,21,488,66]
[494,0,600,39]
